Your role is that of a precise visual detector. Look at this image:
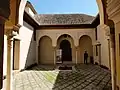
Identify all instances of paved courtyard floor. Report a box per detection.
[13,64,112,90]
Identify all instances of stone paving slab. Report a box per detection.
[13,64,112,90]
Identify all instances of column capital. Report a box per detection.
[75,46,79,50]
[52,46,57,50]
[98,24,111,36]
[6,29,21,40]
[13,24,21,31]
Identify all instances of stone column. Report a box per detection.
[98,44,101,65]
[75,46,79,64]
[36,41,39,64]
[53,47,56,65]
[6,38,13,90]
[95,41,101,65]
[92,44,97,64]
[104,24,117,90]
[110,34,117,90]
[107,38,111,70]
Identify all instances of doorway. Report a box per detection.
[60,40,72,62]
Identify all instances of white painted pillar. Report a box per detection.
[10,39,13,90]
[76,51,77,64]
[6,39,13,90]
[36,43,39,64]
[53,47,56,65]
[98,45,101,65]
[93,45,96,64]
[107,39,111,70]
[75,46,79,64]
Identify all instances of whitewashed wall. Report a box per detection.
[19,21,36,70]
[96,25,109,68]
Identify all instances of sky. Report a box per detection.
[29,0,98,16]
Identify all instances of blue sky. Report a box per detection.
[29,0,98,16]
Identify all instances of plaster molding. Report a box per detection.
[13,24,22,31]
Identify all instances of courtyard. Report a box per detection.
[13,64,112,90]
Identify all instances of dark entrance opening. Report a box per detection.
[60,40,72,62]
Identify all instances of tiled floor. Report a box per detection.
[13,64,112,90]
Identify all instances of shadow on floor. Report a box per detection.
[52,64,112,90]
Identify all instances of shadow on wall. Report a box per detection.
[24,34,36,69]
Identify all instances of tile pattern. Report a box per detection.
[13,64,112,90]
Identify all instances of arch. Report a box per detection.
[79,34,94,45]
[96,0,106,25]
[56,33,75,46]
[18,0,27,25]
[57,34,74,47]
[57,34,76,63]
[38,36,54,64]
[39,35,52,44]
[78,35,93,63]
[37,34,53,46]
[79,34,92,41]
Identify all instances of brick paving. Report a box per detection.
[13,64,112,90]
